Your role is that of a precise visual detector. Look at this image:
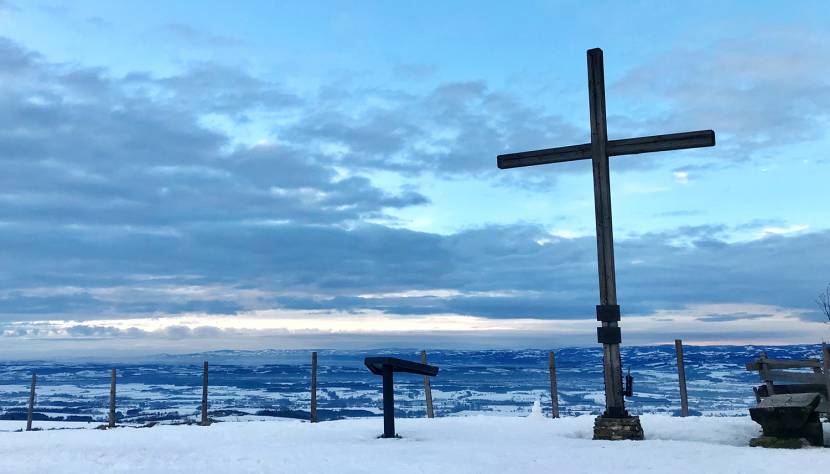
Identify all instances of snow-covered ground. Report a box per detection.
[0,414,827,473]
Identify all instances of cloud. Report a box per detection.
[0,292,103,315]
[157,23,244,48]
[0,1,17,14]
[393,63,437,80]
[653,209,702,218]
[269,31,830,184]
[280,80,586,187]
[0,37,426,224]
[83,16,109,29]
[760,224,809,237]
[0,302,824,359]
[696,312,769,323]
[1,213,827,325]
[611,29,830,166]
[132,63,303,118]
[0,35,827,349]
[672,170,689,184]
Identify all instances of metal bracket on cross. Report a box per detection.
[596,304,620,322]
[597,326,621,344]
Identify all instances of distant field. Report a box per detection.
[0,345,822,427]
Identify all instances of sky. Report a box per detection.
[0,0,828,358]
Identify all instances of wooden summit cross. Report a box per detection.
[497,48,715,436]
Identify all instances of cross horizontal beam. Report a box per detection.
[497,130,715,169]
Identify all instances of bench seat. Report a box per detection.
[749,393,824,446]
[754,384,829,413]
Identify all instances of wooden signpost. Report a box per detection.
[364,357,438,438]
[497,48,715,440]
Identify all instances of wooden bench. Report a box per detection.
[364,357,439,438]
[749,393,824,447]
[745,345,830,447]
[745,345,830,415]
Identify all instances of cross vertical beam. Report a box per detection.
[494,47,715,437]
[587,48,625,418]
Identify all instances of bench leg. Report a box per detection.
[804,413,824,447]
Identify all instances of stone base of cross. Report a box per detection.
[593,414,644,441]
[497,48,715,440]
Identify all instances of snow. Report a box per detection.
[0,415,827,473]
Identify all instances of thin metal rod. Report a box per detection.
[675,340,689,417]
[497,130,715,169]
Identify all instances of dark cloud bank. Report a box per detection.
[0,36,827,330]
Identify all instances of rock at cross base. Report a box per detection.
[592,415,645,441]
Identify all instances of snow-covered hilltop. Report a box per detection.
[1,415,827,473]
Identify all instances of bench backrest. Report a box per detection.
[746,344,830,413]
[745,356,826,384]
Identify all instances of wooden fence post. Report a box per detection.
[201,361,209,426]
[421,350,434,418]
[310,352,318,423]
[823,343,830,408]
[549,351,559,418]
[109,368,117,428]
[675,339,689,417]
[26,372,36,431]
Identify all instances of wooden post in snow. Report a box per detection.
[26,372,36,431]
[549,351,560,418]
[675,339,689,417]
[310,351,318,423]
[421,350,434,418]
[201,361,210,426]
[109,368,117,428]
[823,343,830,409]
